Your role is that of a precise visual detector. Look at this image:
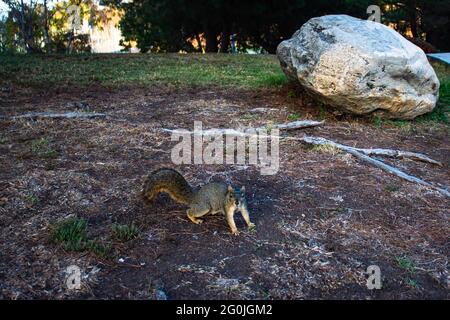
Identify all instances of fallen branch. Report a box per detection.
[271,120,324,130]
[162,123,448,197]
[0,111,107,120]
[347,149,449,197]
[162,128,248,137]
[356,149,442,166]
[300,136,449,198]
[300,136,442,166]
[162,120,324,136]
[164,125,441,166]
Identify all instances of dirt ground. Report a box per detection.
[0,84,448,299]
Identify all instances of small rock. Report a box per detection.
[155,289,168,300]
[330,195,344,202]
[215,278,240,288]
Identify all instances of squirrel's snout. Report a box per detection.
[235,200,239,205]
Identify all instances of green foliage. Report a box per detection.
[396,255,419,288]
[379,0,450,51]
[1,0,115,53]
[85,240,112,258]
[0,16,18,53]
[386,184,400,192]
[112,223,139,242]
[25,193,39,205]
[116,0,376,54]
[256,73,287,87]
[52,217,112,258]
[1,0,449,53]
[52,217,88,251]
[115,0,449,53]
[287,113,300,121]
[260,288,271,299]
[318,103,327,120]
[407,278,418,288]
[372,116,384,128]
[31,138,57,158]
[396,255,416,274]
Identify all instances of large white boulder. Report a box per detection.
[277,15,440,119]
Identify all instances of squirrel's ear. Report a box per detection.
[241,186,245,193]
[227,185,233,193]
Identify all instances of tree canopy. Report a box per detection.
[1,0,449,53]
[114,0,449,53]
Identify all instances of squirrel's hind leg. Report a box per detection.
[187,204,210,225]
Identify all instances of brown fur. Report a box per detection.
[142,168,193,205]
[142,168,254,235]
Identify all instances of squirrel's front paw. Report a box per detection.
[231,229,240,236]
[247,223,256,230]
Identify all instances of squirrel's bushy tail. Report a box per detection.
[142,168,193,205]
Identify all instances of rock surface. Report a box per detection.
[277,15,440,119]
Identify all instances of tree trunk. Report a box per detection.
[27,0,35,52]
[410,14,419,38]
[205,29,218,53]
[19,0,28,51]
[43,0,51,53]
[409,0,419,38]
[219,29,230,53]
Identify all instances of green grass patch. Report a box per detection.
[318,103,327,120]
[407,278,418,289]
[287,113,301,121]
[31,137,57,158]
[112,223,139,242]
[0,53,287,89]
[396,255,419,289]
[386,184,400,193]
[396,255,416,274]
[388,120,411,129]
[25,192,39,206]
[372,115,384,128]
[52,217,112,257]
[52,217,87,251]
[85,240,112,259]
[287,89,297,99]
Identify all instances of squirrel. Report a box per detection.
[142,168,255,235]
